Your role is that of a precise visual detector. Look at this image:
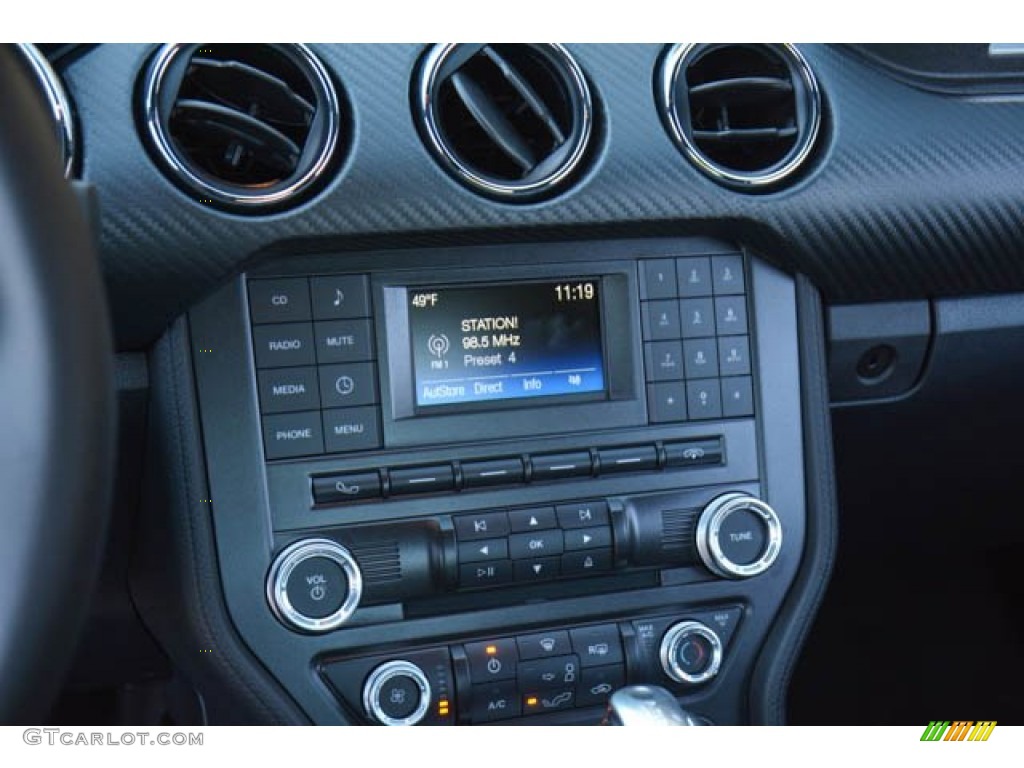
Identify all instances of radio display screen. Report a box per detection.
[409,279,607,409]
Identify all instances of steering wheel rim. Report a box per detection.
[0,45,115,723]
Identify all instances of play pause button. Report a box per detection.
[514,557,560,582]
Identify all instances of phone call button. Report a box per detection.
[312,471,382,504]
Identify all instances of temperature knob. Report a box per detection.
[696,493,782,579]
[363,661,432,726]
[659,621,723,685]
[266,538,362,633]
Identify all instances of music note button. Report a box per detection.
[311,275,371,320]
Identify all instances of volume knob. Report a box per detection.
[696,493,782,579]
[266,538,363,633]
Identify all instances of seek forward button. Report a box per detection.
[457,538,509,564]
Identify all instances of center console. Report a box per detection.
[188,237,816,725]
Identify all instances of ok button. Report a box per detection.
[509,530,564,560]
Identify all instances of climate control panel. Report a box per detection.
[319,606,743,725]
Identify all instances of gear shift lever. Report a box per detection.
[604,685,705,726]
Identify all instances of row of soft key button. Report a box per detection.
[248,276,383,460]
[639,254,754,423]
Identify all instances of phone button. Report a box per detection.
[312,471,383,504]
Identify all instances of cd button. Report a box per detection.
[312,471,382,504]
[457,538,509,564]
[508,530,564,560]
[389,464,455,496]
[530,451,592,480]
[248,278,311,324]
[508,506,557,532]
[454,512,510,541]
[556,500,610,529]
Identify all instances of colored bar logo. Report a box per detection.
[920,721,997,741]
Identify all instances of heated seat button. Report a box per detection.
[252,323,315,368]
[454,512,510,541]
[508,530,564,560]
[570,624,624,668]
[389,464,455,496]
[312,471,382,504]
[516,630,572,660]
[249,278,311,324]
[465,638,518,682]
[284,557,346,619]
[470,680,520,722]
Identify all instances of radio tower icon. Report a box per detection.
[427,333,450,359]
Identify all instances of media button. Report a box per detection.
[318,362,378,408]
[249,278,311,324]
[252,323,315,369]
[508,506,557,532]
[454,512,510,541]
[321,406,381,453]
[257,366,320,414]
[508,530,564,560]
[312,471,382,504]
[556,500,610,529]
[457,538,509,564]
[465,638,518,682]
[389,464,455,496]
[513,557,560,582]
[530,451,592,480]
[461,457,525,489]
[311,275,371,320]
[314,319,375,364]
[262,410,324,459]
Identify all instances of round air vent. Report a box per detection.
[141,44,343,212]
[657,44,822,190]
[414,44,594,202]
[13,44,76,179]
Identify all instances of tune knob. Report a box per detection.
[362,660,432,726]
[696,493,782,579]
[266,538,362,633]
[659,621,723,685]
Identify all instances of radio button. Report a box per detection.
[598,445,659,474]
[311,275,371,320]
[577,664,626,708]
[530,451,592,480]
[257,366,321,414]
[312,471,382,504]
[457,538,509,564]
[508,506,557,532]
[465,639,518,682]
[322,407,381,453]
[676,256,713,298]
[318,362,378,408]
[249,278,311,324]
[262,410,324,459]
[252,323,316,369]
[509,530,564,560]
[314,318,375,364]
[390,464,455,496]
[640,259,678,300]
[513,557,560,582]
[569,624,624,668]
[454,512,510,541]
[561,549,613,578]
[556,500,610,529]
[459,561,513,589]
[517,655,580,690]
[516,630,572,660]
[461,457,525,489]
[564,526,612,551]
[470,681,520,722]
